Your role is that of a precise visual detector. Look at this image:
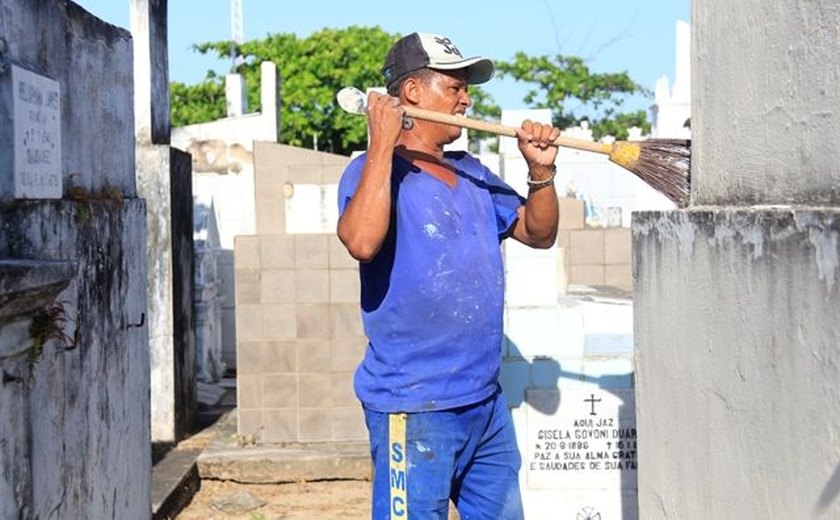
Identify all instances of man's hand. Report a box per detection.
[514,120,561,179]
[367,91,405,151]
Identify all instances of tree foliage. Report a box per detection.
[496,52,650,140]
[170,27,652,155]
[170,72,226,127]
[180,26,396,155]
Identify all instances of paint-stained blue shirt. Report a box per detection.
[338,151,524,413]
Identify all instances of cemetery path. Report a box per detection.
[174,479,372,519]
[164,385,460,519]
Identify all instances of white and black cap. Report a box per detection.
[381,32,495,91]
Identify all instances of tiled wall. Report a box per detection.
[557,197,632,292]
[234,143,367,443]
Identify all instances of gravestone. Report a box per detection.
[1,65,62,198]
[499,108,638,518]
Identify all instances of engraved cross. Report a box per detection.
[585,394,602,416]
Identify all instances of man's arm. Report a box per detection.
[337,92,404,262]
[508,121,561,248]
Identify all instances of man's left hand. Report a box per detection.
[515,120,561,175]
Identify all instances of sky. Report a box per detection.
[74,0,690,113]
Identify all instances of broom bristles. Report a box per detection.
[630,139,691,207]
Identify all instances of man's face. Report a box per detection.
[418,70,472,144]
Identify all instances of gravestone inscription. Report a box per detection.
[9,65,62,198]
[526,387,637,490]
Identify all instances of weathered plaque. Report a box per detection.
[12,65,62,198]
[284,183,338,234]
[526,387,637,490]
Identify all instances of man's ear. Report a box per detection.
[402,77,423,105]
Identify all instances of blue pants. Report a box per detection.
[363,389,524,519]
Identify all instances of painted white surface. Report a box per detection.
[285,183,339,234]
[172,62,279,372]
[193,169,256,250]
[137,146,176,442]
[172,61,278,249]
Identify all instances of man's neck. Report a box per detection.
[396,132,445,161]
[394,145,458,188]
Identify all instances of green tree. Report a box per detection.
[170,72,226,127]
[175,26,397,156]
[495,52,650,140]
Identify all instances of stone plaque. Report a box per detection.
[11,65,62,198]
[526,387,637,491]
[284,183,338,234]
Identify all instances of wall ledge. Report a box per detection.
[0,258,75,326]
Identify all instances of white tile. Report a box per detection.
[556,305,586,358]
[582,300,634,335]
[506,257,558,306]
[505,307,559,358]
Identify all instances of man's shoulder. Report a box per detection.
[443,150,472,163]
[444,151,484,172]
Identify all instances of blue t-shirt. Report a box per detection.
[337,151,524,413]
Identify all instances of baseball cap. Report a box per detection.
[381,32,495,90]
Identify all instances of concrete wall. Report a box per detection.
[139,145,196,443]
[634,0,840,518]
[132,0,196,443]
[691,1,840,206]
[0,1,150,517]
[170,149,196,437]
[635,209,840,517]
[234,142,361,442]
[0,201,149,519]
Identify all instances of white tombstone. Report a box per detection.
[6,65,62,199]
[498,108,638,519]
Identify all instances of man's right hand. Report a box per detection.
[367,91,405,150]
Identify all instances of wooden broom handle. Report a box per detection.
[403,106,613,155]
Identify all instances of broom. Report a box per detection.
[336,87,691,207]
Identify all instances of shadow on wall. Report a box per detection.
[816,464,840,515]
[502,337,634,411]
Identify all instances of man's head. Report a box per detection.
[382,32,494,96]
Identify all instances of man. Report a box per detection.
[337,32,560,519]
